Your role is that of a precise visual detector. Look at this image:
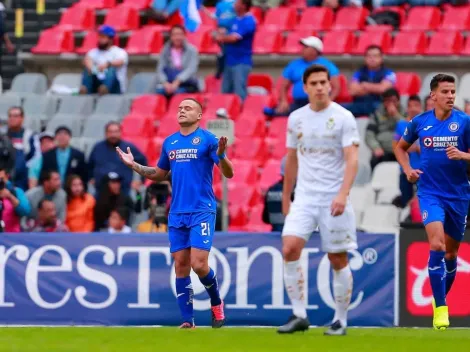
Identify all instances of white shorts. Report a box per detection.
[282,201,358,253]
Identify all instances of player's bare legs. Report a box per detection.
[191,248,225,328]
[324,252,351,336]
[173,249,195,328]
[277,236,310,334]
[425,222,449,330]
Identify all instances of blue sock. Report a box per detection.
[199,268,222,306]
[428,250,446,307]
[445,258,458,295]
[176,277,194,324]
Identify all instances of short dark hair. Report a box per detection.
[170,24,186,34]
[38,199,54,210]
[39,170,59,184]
[105,121,121,132]
[181,98,203,113]
[112,207,130,222]
[407,95,421,104]
[8,106,24,117]
[365,44,383,55]
[382,88,400,100]
[241,0,252,10]
[430,74,455,91]
[302,64,330,84]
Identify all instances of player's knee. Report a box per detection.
[445,251,457,261]
[328,252,348,270]
[429,239,446,252]
[282,244,302,261]
[174,259,191,277]
[191,257,209,277]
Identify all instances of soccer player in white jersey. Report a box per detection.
[277,65,360,335]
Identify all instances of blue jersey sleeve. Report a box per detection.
[402,118,419,144]
[282,61,295,82]
[465,119,470,150]
[325,61,340,77]
[157,142,170,170]
[209,135,220,165]
[233,16,256,38]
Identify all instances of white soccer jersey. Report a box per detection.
[286,102,360,206]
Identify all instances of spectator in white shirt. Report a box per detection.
[80,25,128,95]
[107,207,132,234]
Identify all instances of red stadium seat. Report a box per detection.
[130,95,167,119]
[401,7,441,31]
[263,7,297,31]
[126,26,164,54]
[335,74,353,104]
[228,185,261,208]
[395,72,421,96]
[250,7,264,25]
[165,93,202,117]
[271,77,293,106]
[235,118,266,138]
[332,7,369,31]
[440,6,470,31]
[253,29,283,54]
[243,206,272,232]
[461,37,470,55]
[352,31,392,55]
[243,95,271,114]
[228,159,259,185]
[248,74,273,94]
[77,0,116,9]
[266,137,286,160]
[122,0,151,10]
[365,25,393,32]
[229,205,249,226]
[322,31,355,55]
[204,75,222,94]
[153,137,164,159]
[58,5,95,31]
[372,6,406,26]
[268,118,288,140]
[186,26,217,53]
[200,7,216,28]
[157,116,180,138]
[260,159,282,194]
[299,7,334,31]
[32,27,74,54]
[121,115,154,138]
[425,30,463,55]
[280,30,316,55]
[204,94,242,120]
[389,31,427,55]
[104,5,140,31]
[127,138,158,162]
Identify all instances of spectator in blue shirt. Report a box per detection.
[213,0,236,78]
[148,0,181,22]
[392,95,422,207]
[216,0,256,102]
[343,45,396,117]
[265,36,340,117]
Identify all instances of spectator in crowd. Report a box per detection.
[39,126,87,187]
[137,183,169,233]
[393,95,422,207]
[26,170,67,222]
[0,2,15,77]
[94,172,134,231]
[216,0,256,102]
[343,45,397,117]
[65,175,95,233]
[425,95,435,111]
[0,166,30,233]
[88,121,147,196]
[464,100,470,115]
[80,25,128,95]
[28,132,55,189]
[371,0,447,7]
[107,207,132,234]
[0,129,16,176]
[262,157,290,232]
[6,106,40,190]
[148,0,181,23]
[212,0,236,78]
[25,199,68,233]
[366,88,404,169]
[156,25,200,98]
[307,0,361,8]
[264,37,340,117]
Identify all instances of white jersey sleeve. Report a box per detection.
[286,113,299,149]
[341,111,360,148]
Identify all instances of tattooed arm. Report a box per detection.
[116,146,169,182]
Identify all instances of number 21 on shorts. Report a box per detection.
[201,222,210,236]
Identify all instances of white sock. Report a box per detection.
[284,260,307,319]
[332,265,353,327]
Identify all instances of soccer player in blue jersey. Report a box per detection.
[395,74,470,330]
[116,98,234,329]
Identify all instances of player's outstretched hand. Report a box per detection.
[116,146,134,168]
[405,169,423,183]
[331,193,347,217]
[217,136,228,156]
[446,144,463,160]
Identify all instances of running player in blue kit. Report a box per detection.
[116,98,234,329]
[395,74,470,330]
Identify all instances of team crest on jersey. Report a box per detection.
[169,150,176,160]
[326,117,335,130]
[448,122,459,132]
[422,210,428,221]
[191,137,201,145]
[423,137,433,148]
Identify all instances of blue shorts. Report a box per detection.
[168,212,216,253]
[418,194,469,242]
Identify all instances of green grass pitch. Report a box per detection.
[0,327,469,352]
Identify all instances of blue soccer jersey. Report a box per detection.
[402,108,470,200]
[157,128,220,214]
